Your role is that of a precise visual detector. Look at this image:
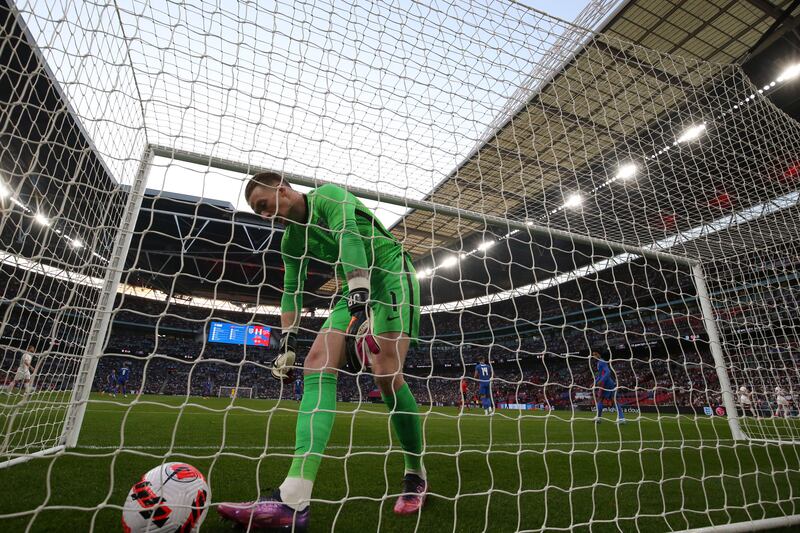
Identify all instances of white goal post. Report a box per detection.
[5,139,751,451]
[61,148,153,449]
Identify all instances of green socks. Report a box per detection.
[286,374,424,484]
[287,372,338,481]
[382,383,425,475]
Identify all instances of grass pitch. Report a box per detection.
[1,393,799,532]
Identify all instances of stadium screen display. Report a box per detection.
[207,322,272,346]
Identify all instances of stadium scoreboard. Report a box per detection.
[207,321,272,346]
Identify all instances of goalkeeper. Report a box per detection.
[592,348,625,424]
[218,173,426,530]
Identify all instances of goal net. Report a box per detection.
[1,0,800,531]
[0,5,136,464]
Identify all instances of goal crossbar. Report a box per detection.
[149,144,697,268]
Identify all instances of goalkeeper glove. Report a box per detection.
[345,288,379,372]
[271,330,297,382]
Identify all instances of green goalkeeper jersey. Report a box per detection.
[280,184,404,313]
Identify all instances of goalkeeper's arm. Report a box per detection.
[271,311,298,381]
[314,185,377,367]
[272,252,306,381]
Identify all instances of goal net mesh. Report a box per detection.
[0,3,133,459]
[1,0,799,531]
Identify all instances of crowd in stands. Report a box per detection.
[90,326,736,412]
[112,296,291,333]
[2,258,797,414]
[106,332,273,362]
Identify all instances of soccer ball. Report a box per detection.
[122,462,210,533]
[345,317,374,372]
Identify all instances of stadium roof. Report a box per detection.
[391,0,800,305]
[396,0,798,254]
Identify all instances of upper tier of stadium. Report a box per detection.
[1,0,800,315]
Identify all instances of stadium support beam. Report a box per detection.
[61,147,154,449]
[744,0,800,61]
[744,0,784,20]
[149,144,696,268]
[593,40,693,90]
[691,262,746,441]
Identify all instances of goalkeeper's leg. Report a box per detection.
[595,389,605,422]
[367,253,426,515]
[217,328,345,530]
[372,332,427,515]
[612,387,626,423]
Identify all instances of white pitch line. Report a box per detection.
[76,438,739,452]
[88,409,303,418]
[85,407,735,424]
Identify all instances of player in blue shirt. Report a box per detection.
[116,363,131,397]
[474,356,494,415]
[203,377,213,398]
[294,376,303,401]
[106,369,117,396]
[593,349,625,424]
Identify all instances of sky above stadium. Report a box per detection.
[16,0,624,229]
[136,0,616,227]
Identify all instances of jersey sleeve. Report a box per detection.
[315,185,369,275]
[280,234,309,313]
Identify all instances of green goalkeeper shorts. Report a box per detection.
[322,252,420,343]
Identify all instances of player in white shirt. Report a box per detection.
[774,386,791,418]
[738,386,758,418]
[10,344,36,395]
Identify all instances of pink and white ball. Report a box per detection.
[122,462,210,533]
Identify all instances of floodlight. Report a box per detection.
[778,63,800,82]
[441,256,459,268]
[615,163,637,180]
[677,124,706,143]
[34,213,50,226]
[564,193,583,209]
